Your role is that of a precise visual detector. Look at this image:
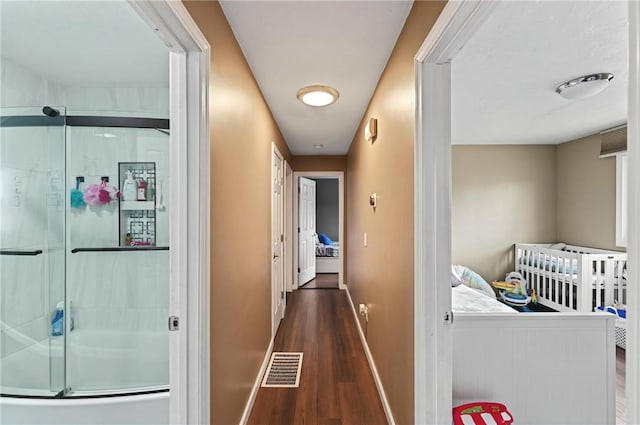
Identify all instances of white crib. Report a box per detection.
[515,243,627,312]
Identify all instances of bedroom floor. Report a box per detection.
[617,347,626,425]
[300,273,339,289]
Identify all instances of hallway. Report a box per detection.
[247,289,388,425]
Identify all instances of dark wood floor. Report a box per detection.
[247,289,388,425]
[299,273,339,289]
[617,347,626,425]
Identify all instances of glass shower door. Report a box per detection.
[65,123,169,394]
[0,106,67,396]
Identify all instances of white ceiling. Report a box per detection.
[2,1,624,148]
[0,1,168,88]
[452,1,628,145]
[220,0,413,155]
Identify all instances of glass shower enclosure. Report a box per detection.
[0,106,170,397]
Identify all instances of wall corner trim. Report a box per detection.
[238,339,274,425]
[345,288,396,425]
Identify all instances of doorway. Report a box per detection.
[293,171,345,291]
[271,143,285,337]
[414,1,639,424]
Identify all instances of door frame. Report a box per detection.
[271,143,286,338]
[284,162,294,295]
[415,1,640,424]
[627,2,640,422]
[293,171,345,290]
[413,1,498,423]
[127,2,211,424]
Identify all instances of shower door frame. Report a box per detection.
[127,2,211,425]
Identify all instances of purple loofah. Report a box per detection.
[98,186,111,204]
[83,183,101,206]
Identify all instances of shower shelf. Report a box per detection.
[0,249,43,256]
[71,246,169,253]
[118,162,157,247]
[120,201,155,211]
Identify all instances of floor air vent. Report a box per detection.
[261,352,303,388]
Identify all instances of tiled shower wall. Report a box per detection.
[1,57,170,365]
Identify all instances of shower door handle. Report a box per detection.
[168,316,179,331]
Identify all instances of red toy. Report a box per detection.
[453,402,513,425]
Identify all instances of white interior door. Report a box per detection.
[271,146,285,336]
[298,177,316,285]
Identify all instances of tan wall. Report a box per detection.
[183,2,292,424]
[292,155,347,172]
[557,134,621,251]
[452,145,558,282]
[345,2,446,424]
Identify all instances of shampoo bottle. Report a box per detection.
[51,301,64,336]
[137,179,147,201]
[122,171,137,201]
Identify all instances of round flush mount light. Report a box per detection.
[313,143,323,149]
[296,85,339,107]
[555,73,614,100]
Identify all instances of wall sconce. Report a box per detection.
[365,118,377,143]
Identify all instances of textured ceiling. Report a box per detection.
[220,1,413,155]
[0,1,168,88]
[452,1,628,145]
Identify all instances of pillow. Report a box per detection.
[318,233,333,245]
[452,265,496,299]
[451,265,464,287]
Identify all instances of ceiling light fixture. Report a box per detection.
[296,85,339,107]
[555,73,614,100]
[313,144,323,149]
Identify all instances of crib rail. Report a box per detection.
[515,243,627,312]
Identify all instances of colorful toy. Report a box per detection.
[531,288,538,304]
[500,272,531,307]
[491,281,515,291]
[453,402,513,425]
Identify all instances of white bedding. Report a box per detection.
[452,284,516,313]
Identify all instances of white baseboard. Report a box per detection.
[344,287,395,425]
[238,339,274,425]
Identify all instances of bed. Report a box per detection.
[451,264,616,424]
[451,265,516,313]
[515,243,627,312]
[316,234,339,273]
[452,284,516,313]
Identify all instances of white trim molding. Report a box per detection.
[127,2,211,424]
[616,153,628,248]
[345,288,395,425]
[414,2,496,424]
[239,340,274,425]
[292,171,346,290]
[626,2,640,423]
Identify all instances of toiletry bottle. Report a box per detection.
[122,171,137,201]
[51,301,64,336]
[138,179,147,201]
